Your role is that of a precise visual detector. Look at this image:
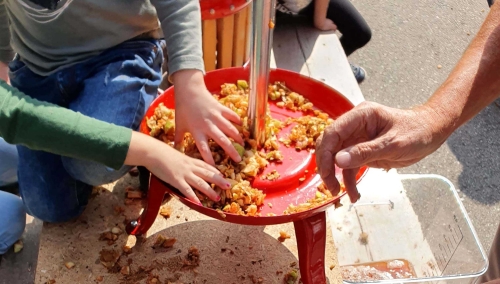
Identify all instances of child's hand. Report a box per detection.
[171,70,244,166]
[125,132,232,204]
[314,18,337,31]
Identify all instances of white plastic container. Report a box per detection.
[329,172,488,284]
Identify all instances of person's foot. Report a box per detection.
[350,63,366,84]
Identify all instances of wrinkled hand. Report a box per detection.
[314,18,337,31]
[126,132,231,204]
[172,70,244,166]
[0,61,10,84]
[315,101,451,202]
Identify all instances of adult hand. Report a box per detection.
[0,61,10,84]
[314,18,337,31]
[125,132,232,204]
[171,70,244,166]
[315,101,452,202]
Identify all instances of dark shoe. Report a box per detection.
[350,63,366,84]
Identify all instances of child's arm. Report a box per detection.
[151,0,244,166]
[125,131,228,203]
[151,0,204,77]
[313,0,337,31]
[0,81,226,203]
[0,80,130,169]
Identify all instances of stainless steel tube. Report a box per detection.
[248,0,277,147]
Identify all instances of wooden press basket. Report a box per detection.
[200,0,252,71]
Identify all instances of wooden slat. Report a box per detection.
[271,23,309,75]
[202,19,217,72]
[232,9,248,67]
[294,24,365,105]
[216,15,235,69]
[243,5,252,64]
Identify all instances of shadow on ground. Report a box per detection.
[446,102,500,205]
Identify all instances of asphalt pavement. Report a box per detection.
[348,0,499,252]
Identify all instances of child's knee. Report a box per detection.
[61,157,131,186]
[26,206,80,223]
[0,191,26,254]
[21,182,93,223]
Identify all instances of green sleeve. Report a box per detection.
[0,0,14,63]
[151,0,205,75]
[0,81,132,170]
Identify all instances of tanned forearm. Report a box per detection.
[425,2,500,136]
[313,0,330,27]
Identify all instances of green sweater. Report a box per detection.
[0,80,131,169]
[0,0,204,76]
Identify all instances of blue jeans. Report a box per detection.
[0,190,25,254]
[8,39,164,223]
[0,138,18,187]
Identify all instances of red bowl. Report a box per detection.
[141,67,367,226]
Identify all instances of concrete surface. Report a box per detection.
[347,0,499,252]
[0,215,43,284]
